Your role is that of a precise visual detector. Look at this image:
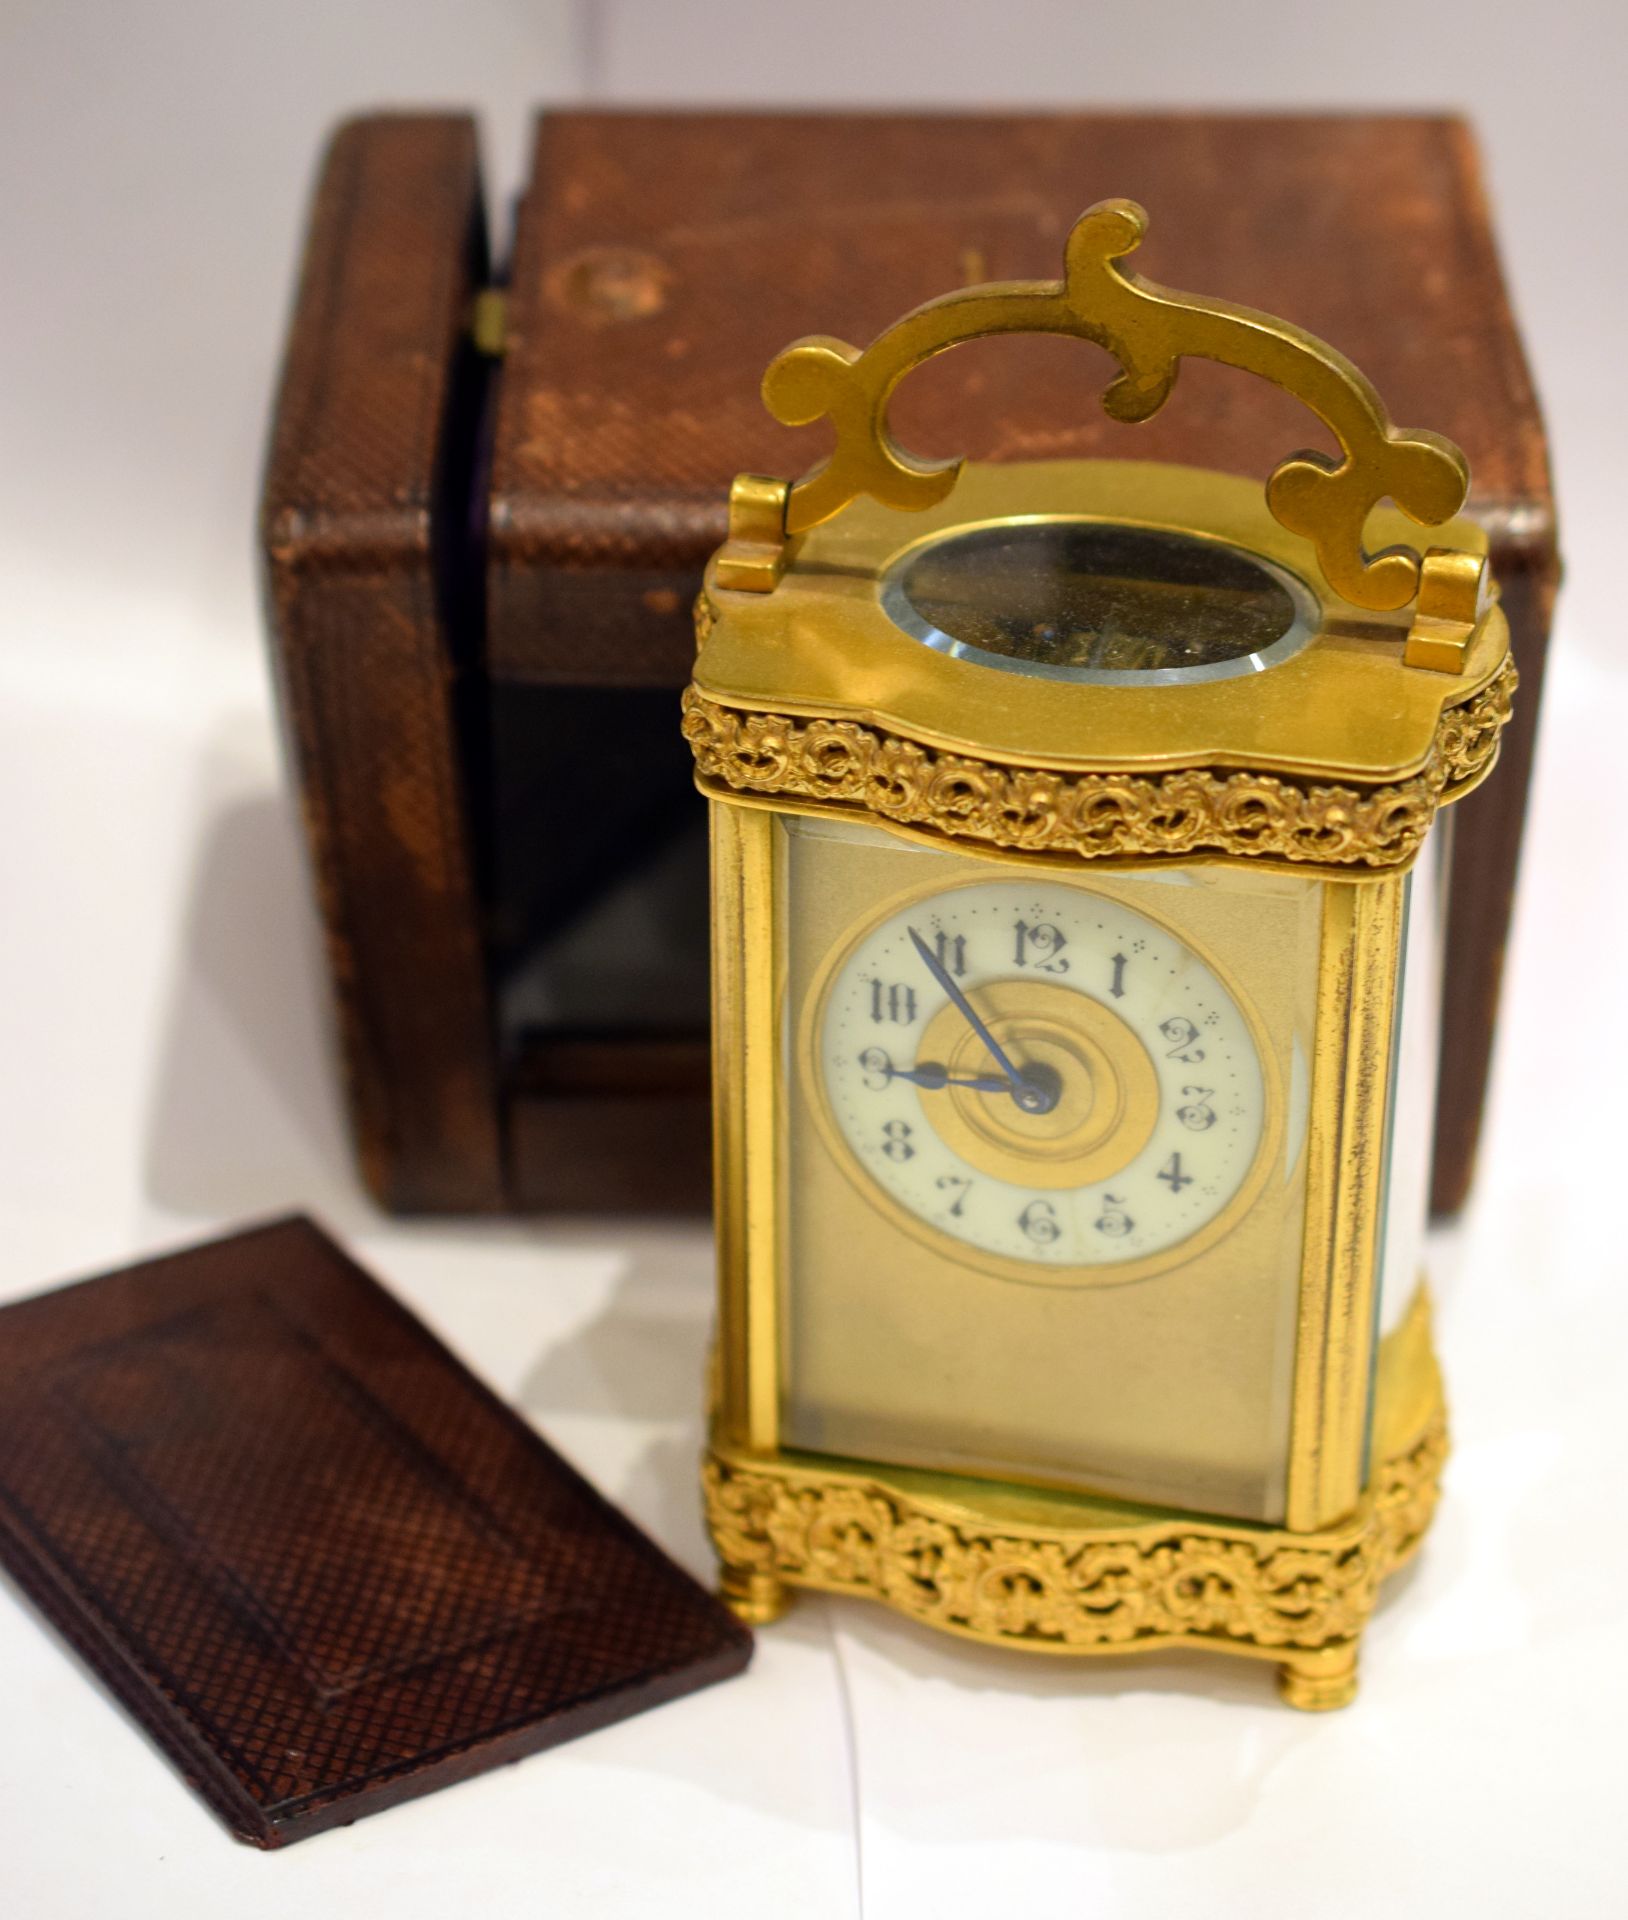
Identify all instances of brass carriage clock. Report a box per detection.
[687,201,1515,1708]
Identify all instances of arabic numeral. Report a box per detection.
[1160,1015,1205,1063]
[1177,1086,1217,1131]
[937,1174,972,1218]
[1095,1194,1134,1238]
[870,980,918,1025]
[858,1047,893,1091]
[1157,1152,1193,1193]
[880,1119,915,1163]
[1013,919,1070,973]
[933,930,967,977]
[1017,1198,1061,1245]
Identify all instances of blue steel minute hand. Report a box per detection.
[906,927,1050,1115]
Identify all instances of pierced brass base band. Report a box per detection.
[706,1289,1445,1710]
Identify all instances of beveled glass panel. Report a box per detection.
[881,520,1318,684]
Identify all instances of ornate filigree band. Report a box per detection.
[705,1412,1444,1658]
[683,656,1515,874]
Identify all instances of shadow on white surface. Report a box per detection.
[826,1599,1323,1857]
[516,1227,717,1572]
[142,788,365,1229]
[520,1227,715,1425]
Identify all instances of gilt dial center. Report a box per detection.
[916,980,1159,1191]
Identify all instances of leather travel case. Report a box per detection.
[263,108,1557,1221]
[0,1218,751,1847]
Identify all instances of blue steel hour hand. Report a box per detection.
[885,1060,1014,1094]
[906,927,1055,1115]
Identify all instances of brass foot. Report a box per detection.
[719,1565,792,1626]
[1277,1643,1359,1712]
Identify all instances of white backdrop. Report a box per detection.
[1,4,1624,1914]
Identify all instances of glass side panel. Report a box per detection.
[880,521,1318,685]
[1376,828,1447,1338]
[777,814,1323,1525]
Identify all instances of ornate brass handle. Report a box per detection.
[718,200,1485,653]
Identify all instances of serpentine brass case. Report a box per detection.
[689,203,1514,1709]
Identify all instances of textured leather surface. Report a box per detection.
[261,114,505,1213]
[0,1219,751,1847]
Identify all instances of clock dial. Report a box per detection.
[815,877,1268,1276]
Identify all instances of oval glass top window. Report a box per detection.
[880,521,1318,685]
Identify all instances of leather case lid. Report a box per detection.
[0,1217,750,1847]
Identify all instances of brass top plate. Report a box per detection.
[695,460,1507,788]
